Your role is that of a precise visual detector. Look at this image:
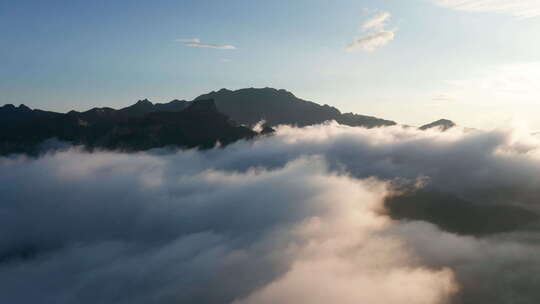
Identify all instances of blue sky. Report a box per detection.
[2,0,540,128]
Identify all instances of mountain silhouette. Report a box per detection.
[95,99,256,151]
[197,88,396,127]
[0,103,62,126]
[0,100,255,155]
[117,99,188,118]
[0,87,399,155]
[419,119,456,131]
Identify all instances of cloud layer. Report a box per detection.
[177,38,236,49]
[3,123,540,303]
[433,0,540,18]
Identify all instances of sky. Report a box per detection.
[1,0,540,129]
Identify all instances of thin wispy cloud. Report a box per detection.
[177,38,236,50]
[347,11,396,52]
[433,0,540,18]
[432,93,456,102]
[346,30,395,52]
[362,11,391,30]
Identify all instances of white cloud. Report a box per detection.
[362,11,391,30]
[177,38,236,50]
[433,0,540,18]
[0,148,457,304]
[347,30,395,52]
[5,124,540,303]
[347,11,396,52]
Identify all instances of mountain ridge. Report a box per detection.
[0,88,455,155]
[2,87,399,128]
[195,87,397,128]
[0,99,256,155]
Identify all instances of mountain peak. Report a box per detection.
[1,104,16,110]
[193,87,396,127]
[18,104,31,111]
[242,87,294,96]
[420,119,456,131]
[1,104,32,113]
[205,87,295,98]
[135,99,153,106]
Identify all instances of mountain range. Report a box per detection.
[0,88,454,155]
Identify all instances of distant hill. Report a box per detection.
[0,104,62,126]
[419,119,456,131]
[386,188,539,236]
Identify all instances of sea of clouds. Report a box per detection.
[2,122,540,304]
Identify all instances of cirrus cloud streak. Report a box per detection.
[433,0,540,18]
[177,38,236,49]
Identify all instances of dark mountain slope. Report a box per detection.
[195,88,396,128]
[0,100,255,155]
[385,189,539,236]
[420,119,456,131]
[0,87,399,155]
[97,100,256,150]
[65,99,189,123]
[116,99,188,118]
[0,104,62,127]
[337,112,396,128]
